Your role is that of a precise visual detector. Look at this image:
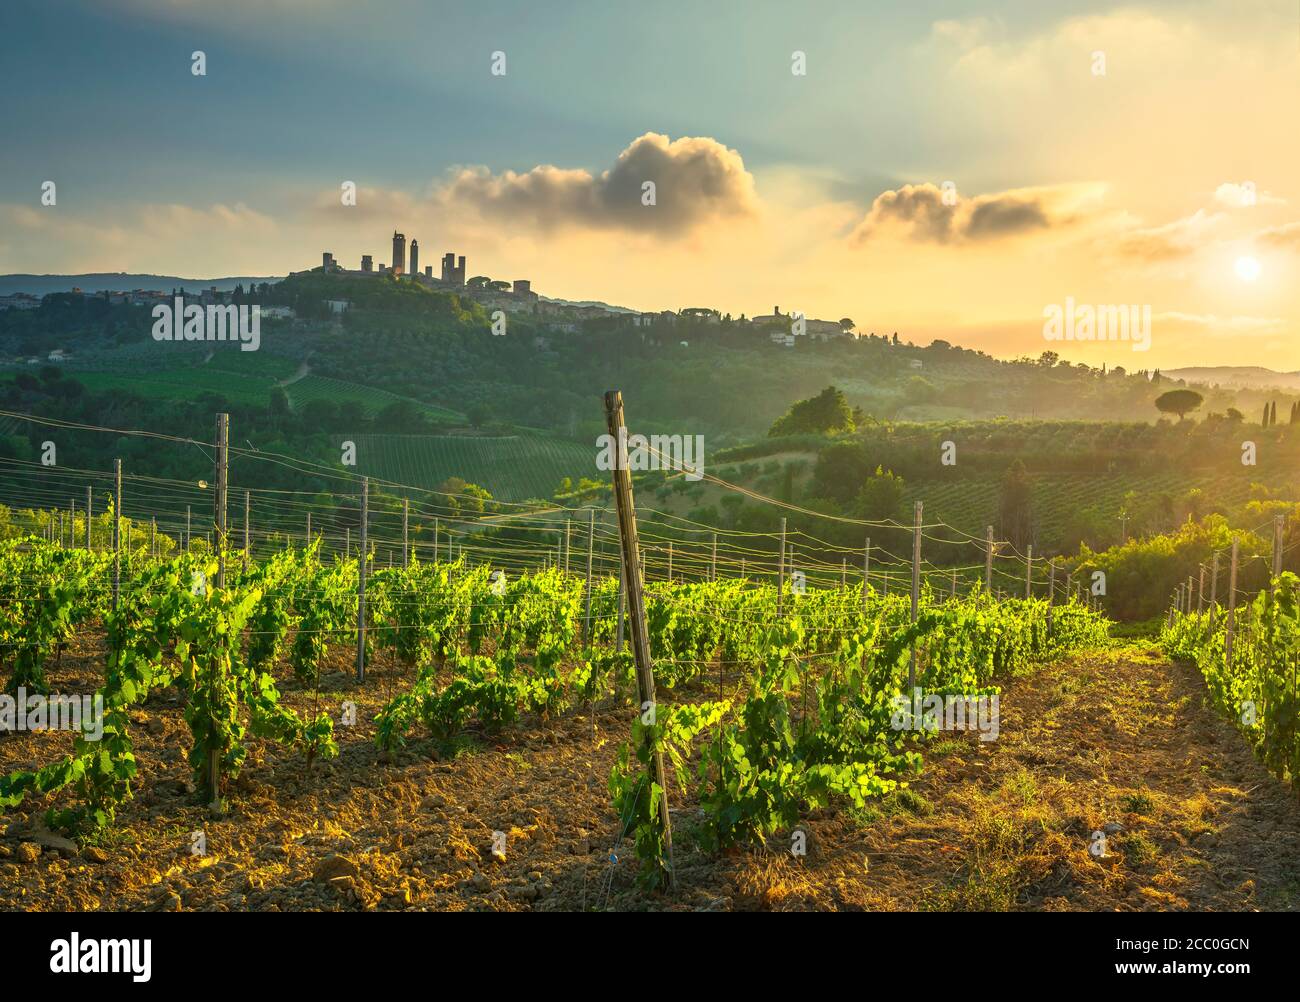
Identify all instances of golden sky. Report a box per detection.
[2,3,1297,370]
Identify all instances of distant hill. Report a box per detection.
[539,295,638,314]
[1165,366,1300,391]
[0,273,281,296]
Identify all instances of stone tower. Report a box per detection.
[391,231,406,275]
[441,251,466,286]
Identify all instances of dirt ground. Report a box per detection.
[2,633,1299,911]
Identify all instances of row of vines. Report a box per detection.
[0,534,1110,890]
[1162,573,1300,790]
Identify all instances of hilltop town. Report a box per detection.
[302,229,861,342]
[1,229,881,356]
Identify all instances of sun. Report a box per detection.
[1234,256,1261,282]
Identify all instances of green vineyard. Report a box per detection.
[353,433,595,501]
[0,532,1108,888]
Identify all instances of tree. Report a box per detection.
[902,375,936,405]
[466,402,491,429]
[998,460,1033,551]
[768,385,856,437]
[1270,401,1277,426]
[857,466,905,522]
[427,477,494,519]
[813,443,869,504]
[269,386,290,424]
[1153,388,1203,421]
[375,400,422,431]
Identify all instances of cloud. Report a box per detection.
[1112,209,1242,262]
[1153,312,1285,337]
[0,201,277,275]
[1214,182,1285,209]
[1258,221,1300,250]
[1111,209,1226,261]
[849,182,1099,246]
[433,133,759,236]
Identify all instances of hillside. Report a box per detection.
[0,273,279,296]
[353,433,594,502]
[9,272,1299,445]
[1164,366,1300,391]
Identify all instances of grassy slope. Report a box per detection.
[68,354,465,422]
[352,433,593,502]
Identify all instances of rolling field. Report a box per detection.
[353,433,595,501]
[72,368,282,407]
[56,355,463,422]
[286,374,462,421]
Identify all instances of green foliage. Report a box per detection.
[858,466,907,523]
[1070,516,1269,621]
[1163,572,1300,788]
[1154,388,1203,420]
[998,460,1033,551]
[0,533,1106,871]
[769,386,856,437]
[0,545,336,829]
[0,539,111,693]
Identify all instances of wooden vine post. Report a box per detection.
[1047,559,1056,633]
[1272,514,1284,585]
[1209,551,1219,625]
[777,517,787,618]
[602,390,673,889]
[910,501,922,689]
[356,477,369,682]
[583,507,595,643]
[112,459,122,610]
[210,413,229,811]
[862,536,870,608]
[985,525,994,596]
[1225,538,1239,670]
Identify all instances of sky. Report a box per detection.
[1,0,1298,369]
